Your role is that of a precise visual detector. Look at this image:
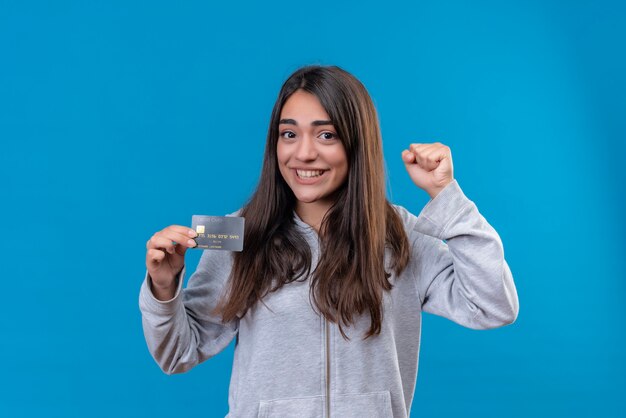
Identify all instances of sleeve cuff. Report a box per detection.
[413,179,473,239]
[138,267,186,315]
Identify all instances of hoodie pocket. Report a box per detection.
[257,395,324,418]
[333,390,393,418]
[257,391,393,418]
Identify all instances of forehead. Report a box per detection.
[279,90,331,121]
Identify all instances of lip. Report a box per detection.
[291,168,328,185]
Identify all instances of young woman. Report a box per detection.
[140,65,519,418]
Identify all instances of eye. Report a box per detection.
[279,130,296,139]
[319,132,338,141]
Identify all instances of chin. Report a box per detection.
[293,193,322,204]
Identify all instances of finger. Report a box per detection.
[426,145,451,173]
[148,229,198,254]
[148,235,178,254]
[175,241,190,257]
[146,248,166,269]
[409,143,431,168]
[147,224,198,250]
[409,143,426,155]
[424,143,449,159]
[421,144,448,169]
[409,143,434,153]
[166,225,199,238]
[412,143,442,170]
[156,230,198,249]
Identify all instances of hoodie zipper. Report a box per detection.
[325,317,331,418]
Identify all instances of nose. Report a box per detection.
[295,136,318,162]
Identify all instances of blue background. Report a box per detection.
[1,0,625,417]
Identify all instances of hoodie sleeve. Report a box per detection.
[407,179,519,329]
[138,249,238,374]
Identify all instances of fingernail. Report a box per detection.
[188,229,197,237]
[187,239,197,247]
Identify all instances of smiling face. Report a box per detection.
[277,89,349,222]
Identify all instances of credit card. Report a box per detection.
[191,215,245,251]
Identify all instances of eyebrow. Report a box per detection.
[279,118,334,127]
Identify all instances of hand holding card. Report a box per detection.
[144,216,244,301]
[145,224,199,300]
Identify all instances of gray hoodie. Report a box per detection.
[138,179,519,417]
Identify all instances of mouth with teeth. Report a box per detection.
[295,169,327,179]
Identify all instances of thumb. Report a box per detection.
[401,149,430,189]
[401,149,415,165]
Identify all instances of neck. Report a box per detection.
[295,200,333,232]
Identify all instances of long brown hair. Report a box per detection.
[213,65,409,339]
